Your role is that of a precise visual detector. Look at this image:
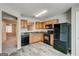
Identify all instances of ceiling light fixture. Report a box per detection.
[35,10,47,17]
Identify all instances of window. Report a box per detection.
[6,24,12,33]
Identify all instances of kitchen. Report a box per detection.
[0,3,73,56]
[21,19,58,46]
[20,17,71,55]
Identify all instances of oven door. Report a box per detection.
[44,33,50,45]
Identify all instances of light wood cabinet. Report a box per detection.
[50,34,54,47]
[45,19,58,24]
[44,19,58,28]
[21,20,27,28]
[29,33,44,44]
[35,22,44,29]
[35,19,58,29]
[27,22,34,31]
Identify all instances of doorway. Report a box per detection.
[2,11,17,55]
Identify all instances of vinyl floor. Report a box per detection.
[10,42,66,56]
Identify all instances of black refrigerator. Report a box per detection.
[54,23,71,54]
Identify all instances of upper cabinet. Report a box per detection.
[27,22,34,31]
[44,19,58,29]
[21,19,59,30]
[21,20,27,28]
[35,19,59,29]
[21,20,34,31]
[44,19,58,25]
[35,22,44,29]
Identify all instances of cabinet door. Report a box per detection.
[39,22,44,29]
[53,19,58,24]
[21,20,27,28]
[50,34,54,46]
[24,21,27,28]
[35,22,44,29]
[29,33,44,44]
[21,20,23,28]
[35,22,39,29]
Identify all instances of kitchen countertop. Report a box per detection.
[21,29,54,33]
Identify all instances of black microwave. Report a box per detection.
[45,24,53,29]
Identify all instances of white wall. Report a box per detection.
[0,4,21,53]
[71,5,79,56]
[21,11,71,33]
[75,11,79,56]
[44,11,71,23]
[50,14,69,23]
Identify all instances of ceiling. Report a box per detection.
[2,3,78,19]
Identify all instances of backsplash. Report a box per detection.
[21,28,27,32]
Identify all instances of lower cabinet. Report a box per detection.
[50,34,54,46]
[29,33,44,44]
